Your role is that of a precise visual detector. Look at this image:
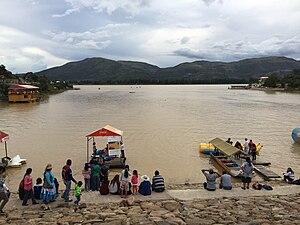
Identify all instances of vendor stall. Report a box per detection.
[85,125,126,168]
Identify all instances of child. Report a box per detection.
[74,181,83,205]
[82,163,91,192]
[33,178,43,199]
[131,170,138,194]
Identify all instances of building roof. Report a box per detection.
[8,84,39,90]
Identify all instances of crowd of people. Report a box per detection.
[0,153,166,214]
[226,137,263,161]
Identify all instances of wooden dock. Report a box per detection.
[254,166,281,180]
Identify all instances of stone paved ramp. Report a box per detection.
[6,185,299,209]
[167,185,300,201]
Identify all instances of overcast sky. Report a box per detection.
[1,0,300,73]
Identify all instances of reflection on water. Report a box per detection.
[1,85,300,188]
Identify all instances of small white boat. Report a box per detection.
[7,155,27,168]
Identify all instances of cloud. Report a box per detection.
[1,0,300,72]
[52,8,80,18]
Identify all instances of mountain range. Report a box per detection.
[35,56,300,84]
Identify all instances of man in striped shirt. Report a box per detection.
[152,170,165,192]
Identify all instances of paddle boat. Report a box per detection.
[0,130,27,168]
[86,125,126,169]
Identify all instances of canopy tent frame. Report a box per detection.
[0,131,9,158]
[209,137,240,156]
[85,125,123,162]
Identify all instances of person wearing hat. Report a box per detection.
[138,175,151,196]
[40,163,56,203]
[202,169,220,191]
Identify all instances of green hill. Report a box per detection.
[35,56,300,84]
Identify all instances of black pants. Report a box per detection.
[23,189,36,205]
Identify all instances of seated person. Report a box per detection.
[33,177,43,199]
[138,175,151,196]
[283,168,295,183]
[202,169,220,191]
[100,176,109,195]
[152,170,165,192]
[109,175,120,195]
[219,171,232,190]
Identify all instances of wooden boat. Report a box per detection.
[208,138,243,178]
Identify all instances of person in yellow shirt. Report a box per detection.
[256,143,263,155]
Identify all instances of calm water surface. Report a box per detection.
[1,85,300,188]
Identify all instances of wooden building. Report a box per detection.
[8,84,39,103]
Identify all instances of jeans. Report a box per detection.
[62,180,71,200]
[84,178,90,191]
[74,195,80,205]
[0,191,8,210]
[91,176,100,191]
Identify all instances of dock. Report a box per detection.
[254,166,281,180]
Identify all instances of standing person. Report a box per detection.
[234,141,243,159]
[40,164,56,203]
[120,141,125,158]
[251,142,257,161]
[33,178,43,200]
[22,168,38,206]
[90,161,100,191]
[82,163,91,192]
[283,168,295,183]
[131,170,139,195]
[219,171,232,190]
[93,142,97,155]
[109,175,120,195]
[74,181,83,205]
[100,162,109,185]
[62,159,77,202]
[240,157,254,190]
[202,169,220,191]
[120,165,131,198]
[152,170,165,192]
[248,139,255,155]
[0,166,9,214]
[244,138,249,153]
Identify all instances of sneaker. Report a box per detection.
[0,210,4,214]
[22,203,29,206]
[33,202,39,205]
[65,199,73,202]
[241,187,246,190]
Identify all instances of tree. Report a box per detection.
[264,74,280,88]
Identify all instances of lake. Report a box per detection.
[1,85,300,188]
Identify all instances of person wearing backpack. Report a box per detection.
[61,159,77,202]
[22,168,38,206]
[40,164,56,203]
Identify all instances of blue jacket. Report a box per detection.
[138,181,151,196]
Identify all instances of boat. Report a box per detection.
[0,130,27,169]
[208,137,243,178]
[86,125,126,169]
[7,155,27,168]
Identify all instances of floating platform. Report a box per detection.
[254,166,281,180]
[252,161,271,166]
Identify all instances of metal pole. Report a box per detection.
[86,137,89,162]
[4,141,8,158]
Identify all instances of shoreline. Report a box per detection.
[2,181,299,224]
